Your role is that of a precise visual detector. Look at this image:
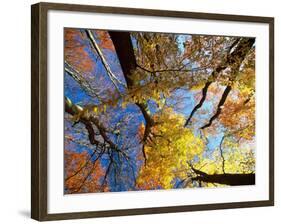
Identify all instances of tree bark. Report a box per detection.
[201,85,232,129]
[108,31,155,163]
[85,30,124,91]
[108,31,137,87]
[192,173,255,186]
[191,167,255,186]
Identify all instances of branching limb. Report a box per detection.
[184,65,227,127]
[184,81,212,127]
[108,31,155,164]
[65,61,102,101]
[200,85,232,129]
[65,96,120,151]
[136,62,209,74]
[185,38,255,127]
[85,30,126,92]
[190,166,255,186]
[65,96,135,191]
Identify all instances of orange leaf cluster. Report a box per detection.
[219,91,255,140]
[64,150,107,193]
[95,30,115,51]
[137,122,145,139]
[64,28,95,73]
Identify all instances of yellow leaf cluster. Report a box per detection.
[136,108,204,189]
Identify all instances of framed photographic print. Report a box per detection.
[31,2,274,221]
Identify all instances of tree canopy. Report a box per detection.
[64,28,255,194]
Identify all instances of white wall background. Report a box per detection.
[0,0,279,223]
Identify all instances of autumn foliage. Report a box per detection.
[64,150,108,193]
[64,28,256,193]
[65,29,95,73]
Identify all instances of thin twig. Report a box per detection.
[65,61,102,101]
[219,136,226,174]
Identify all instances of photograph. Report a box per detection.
[64,28,256,194]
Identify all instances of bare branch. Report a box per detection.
[191,166,255,186]
[65,61,102,102]
[85,30,126,92]
[184,81,212,127]
[201,85,232,129]
[65,96,120,151]
[185,37,255,127]
[136,62,209,74]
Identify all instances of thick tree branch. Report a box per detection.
[191,167,255,186]
[108,31,155,164]
[85,30,125,92]
[65,96,100,146]
[65,96,119,151]
[108,32,153,126]
[200,38,255,129]
[185,38,255,127]
[184,81,212,127]
[108,32,137,87]
[200,85,232,129]
[65,96,130,192]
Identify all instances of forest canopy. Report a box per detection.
[64,28,255,194]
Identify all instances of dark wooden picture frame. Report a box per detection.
[31,2,274,221]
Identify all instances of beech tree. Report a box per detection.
[64,28,255,193]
